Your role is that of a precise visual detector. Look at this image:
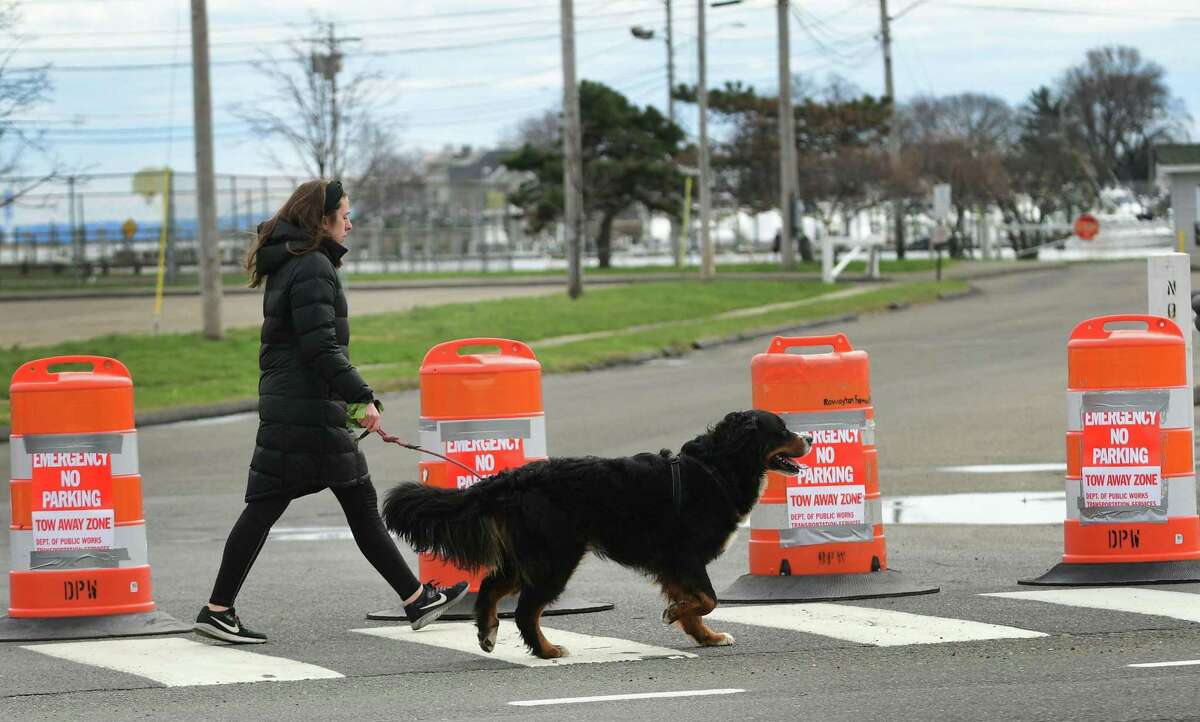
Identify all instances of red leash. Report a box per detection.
[364,427,483,480]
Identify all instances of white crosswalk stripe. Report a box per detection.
[708,603,1047,646]
[20,590,1200,684]
[983,588,1200,623]
[21,637,344,687]
[352,622,697,666]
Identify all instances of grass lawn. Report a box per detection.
[0,277,966,427]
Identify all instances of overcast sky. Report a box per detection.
[10,0,1199,179]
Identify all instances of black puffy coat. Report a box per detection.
[246,220,374,501]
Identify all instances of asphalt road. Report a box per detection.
[3,260,1200,721]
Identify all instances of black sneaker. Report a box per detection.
[404,581,470,631]
[193,606,268,644]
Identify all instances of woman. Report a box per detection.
[194,179,467,644]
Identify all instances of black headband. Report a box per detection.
[323,180,344,214]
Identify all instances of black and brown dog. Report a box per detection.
[382,409,811,659]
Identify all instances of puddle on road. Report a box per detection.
[936,463,1065,475]
[884,491,1065,525]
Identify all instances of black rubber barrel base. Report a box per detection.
[1019,559,1200,586]
[0,610,190,642]
[719,570,939,604]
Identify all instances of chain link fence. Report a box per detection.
[0,171,565,284]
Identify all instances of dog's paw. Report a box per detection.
[478,627,498,653]
[701,632,735,647]
[536,644,569,659]
[662,604,680,625]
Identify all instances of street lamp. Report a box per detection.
[629,19,744,124]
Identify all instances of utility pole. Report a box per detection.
[665,0,676,124]
[309,22,359,178]
[698,0,714,279]
[879,0,905,259]
[190,0,223,340]
[776,0,797,269]
[561,0,584,298]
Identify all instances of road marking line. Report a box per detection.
[1129,660,1200,668]
[510,688,745,707]
[352,622,696,667]
[21,637,344,687]
[158,412,256,429]
[269,526,354,541]
[708,603,1046,646]
[984,588,1200,623]
[937,463,1066,474]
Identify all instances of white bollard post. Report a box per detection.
[1147,253,1194,389]
[821,233,834,284]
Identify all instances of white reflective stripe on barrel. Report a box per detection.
[417,415,548,460]
[9,432,139,480]
[1065,475,1197,524]
[1066,388,1192,431]
[750,499,883,547]
[781,410,875,446]
[9,525,149,572]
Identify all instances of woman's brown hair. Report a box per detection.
[244,179,346,288]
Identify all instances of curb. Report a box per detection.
[0,399,259,442]
[944,261,1071,283]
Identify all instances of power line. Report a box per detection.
[933,1,1200,21]
[8,14,709,73]
[12,2,687,54]
[17,0,665,39]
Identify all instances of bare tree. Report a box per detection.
[899,93,1015,152]
[898,93,1016,255]
[231,18,397,186]
[504,110,560,149]
[1059,46,1191,185]
[0,1,59,205]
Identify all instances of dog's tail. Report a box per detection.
[381,483,504,572]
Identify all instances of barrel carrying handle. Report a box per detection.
[13,355,130,383]
[767,334,853,354]
[1071,315,1182,341]
[422,337,537,365]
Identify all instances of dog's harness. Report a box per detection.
[670,456,684,514]
[670,454,736,513]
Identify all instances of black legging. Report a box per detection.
[209,482,420,607]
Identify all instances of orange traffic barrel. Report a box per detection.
[1,356,187,641]
[721,335,937,602]
[1022,315,1200,585]
[368,338,610,621]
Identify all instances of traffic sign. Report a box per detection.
[1074,213,1100,241]
[121,218,137,242]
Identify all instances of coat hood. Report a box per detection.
[255,219,348,275]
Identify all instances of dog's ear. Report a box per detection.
[732,410,759,435]
[721,410,757,431]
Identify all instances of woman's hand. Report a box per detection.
[362,400,382,433]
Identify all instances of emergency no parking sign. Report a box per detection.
[445,437,525,490]
[30,451,115,551]
[1081,409,1162,508]
[786,427,867,527]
